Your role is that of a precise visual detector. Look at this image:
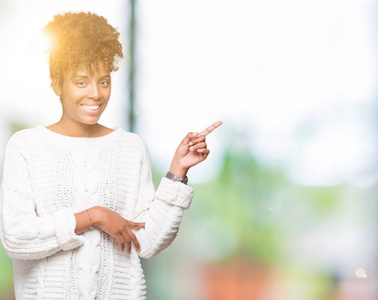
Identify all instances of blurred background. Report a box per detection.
[0,0,377,299]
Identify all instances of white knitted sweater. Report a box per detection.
[0,125,194,299]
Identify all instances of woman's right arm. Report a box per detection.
[74,206,145,254]
[0,136,83,260]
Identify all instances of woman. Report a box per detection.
[0,12,221,299]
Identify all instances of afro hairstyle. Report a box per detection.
[43,12,123,86]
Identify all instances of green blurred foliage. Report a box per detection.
[0,245,13,298]
[191,147,342,266]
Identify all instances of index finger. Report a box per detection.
[127,221,145,230]
[199,121,223,136]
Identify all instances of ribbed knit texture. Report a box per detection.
[0,125,194,300]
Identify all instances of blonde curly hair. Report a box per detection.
[43,12,123,86]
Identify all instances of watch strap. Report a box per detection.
[166,172,188,185]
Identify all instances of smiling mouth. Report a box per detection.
[81,104,101,112]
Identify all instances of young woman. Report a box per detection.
[0,12,221,299]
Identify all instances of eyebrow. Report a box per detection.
[72,74,111,80]
[73,75,89,79]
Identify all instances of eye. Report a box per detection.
[101,80,110,87]
[76,81,87,86]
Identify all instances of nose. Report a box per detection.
[88,83,101,100]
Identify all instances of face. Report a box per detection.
[53,63,111,126]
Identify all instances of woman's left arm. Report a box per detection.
[133,121,222,259]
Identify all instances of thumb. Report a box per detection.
[181,132,199,145]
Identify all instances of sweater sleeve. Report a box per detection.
[0,135,84,260]
[133,140,194,259]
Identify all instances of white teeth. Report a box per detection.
[81,105,100,111]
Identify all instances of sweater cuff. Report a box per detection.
[53,209,84,250]
[155,177,194,210]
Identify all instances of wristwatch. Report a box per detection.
[166,172,188,185]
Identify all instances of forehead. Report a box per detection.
[72,66,110,77]
[70,62,111,78]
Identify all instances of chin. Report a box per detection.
[81,118,101,125]
[80,113,104,125]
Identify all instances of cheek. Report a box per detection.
[101,92,111,105]
[60,93,84,107]
[66,91,87,103]
[73,88,88,99]
[104,88,111,99]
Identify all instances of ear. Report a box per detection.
[52,78,62,96]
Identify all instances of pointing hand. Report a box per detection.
[169,121,223,177]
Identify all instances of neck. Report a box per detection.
[47,119,110,138]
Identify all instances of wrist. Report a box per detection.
[89,206,104,228]
[169,163,188,178]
